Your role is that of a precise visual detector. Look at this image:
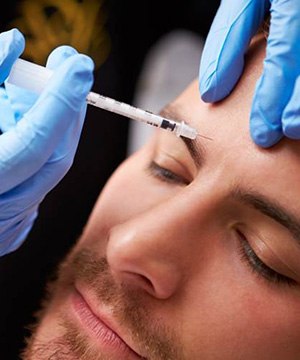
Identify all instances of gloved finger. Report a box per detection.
[4,45,79,122]
[0,207,37,256]
[0,28,25,84]
[45,46,87,164]
[46,45,78,70]
[0,147,77,219]
[281,76,300,139]
[250,1,300,147]
[199,0,268,102]
[3,83,38,123]
[0,113,85,220]
[46,105,87,165]
[0,86,16,132]
[0,53,94,194]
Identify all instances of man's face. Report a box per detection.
[23,36,300,360]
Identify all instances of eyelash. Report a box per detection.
[147,161,189,185]
[148,161,297,287]
[236,230,297,287]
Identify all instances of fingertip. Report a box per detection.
[46,45,78,70]
[282,77,300,140]
[200,80,227,103]
[199,64,226,102]
[200,79,235,103]
[78,53,95,72]
[8,28,25,49]
[282,113,300,140]
[282,124,300,140]
[70,53,95,86]
[0,28,25,58]
[199,78,216,103]
[199,61,243,103]
[250,114,283,148]
[0,28,25,84]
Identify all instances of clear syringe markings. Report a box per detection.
[86,92,199,140]
[7,58,212,141]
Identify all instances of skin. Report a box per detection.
[22,34,300,360]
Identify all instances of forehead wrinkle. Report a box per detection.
[159,104,206,168]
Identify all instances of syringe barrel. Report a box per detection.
[7,58,53,94]
[87,92,163,126]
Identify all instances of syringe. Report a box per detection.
[6,58,198,140]
[86,92,198,139]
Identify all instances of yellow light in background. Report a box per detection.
[10,0,111,69]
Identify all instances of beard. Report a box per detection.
[20,245,184,360]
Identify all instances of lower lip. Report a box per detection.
[71,289,139,358]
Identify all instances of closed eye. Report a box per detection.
[147,161,190,185]
[236,230,297,287]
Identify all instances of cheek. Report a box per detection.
[80,157,144,245]
[182,261,300,359]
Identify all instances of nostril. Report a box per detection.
[120,271,156,296]
[138,273,156,294]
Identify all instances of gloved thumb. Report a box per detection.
[0,28,25,85]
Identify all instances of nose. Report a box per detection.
[106,196,198,300]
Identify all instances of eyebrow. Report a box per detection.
[159,105,205,168]
[232,187,300,246]
[160,105,300,246]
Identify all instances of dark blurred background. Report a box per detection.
[0,0,220,358]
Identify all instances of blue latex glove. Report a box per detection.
[0,28,94,256]
[199,0,300,148]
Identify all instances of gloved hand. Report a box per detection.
[0,28,94,256]
[199,0,300,148]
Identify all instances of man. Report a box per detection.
[20,28,300,359]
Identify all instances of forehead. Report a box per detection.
[168,38,300,211]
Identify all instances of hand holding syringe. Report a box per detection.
[7,58,200,140]
[0,29,96,257]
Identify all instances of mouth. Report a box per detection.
[70,285,146,359]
